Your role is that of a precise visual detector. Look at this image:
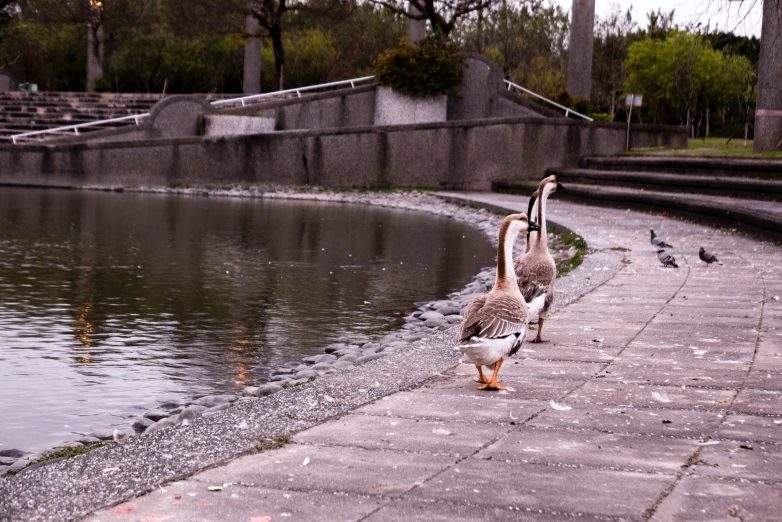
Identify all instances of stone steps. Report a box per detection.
[546,167,782,201]
[0,92,243,142]
[493,154,782,239]
[580,155,782,179]
[493,179,782,239]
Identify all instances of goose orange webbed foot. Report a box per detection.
[473,365,488,384]
[477,381,507,391]
[477,360,506,391]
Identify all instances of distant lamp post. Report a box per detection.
[625,94,642,152]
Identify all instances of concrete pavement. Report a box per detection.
[77,194,782,521]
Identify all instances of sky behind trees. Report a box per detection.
[553,0,763,36]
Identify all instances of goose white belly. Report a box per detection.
[459,330,523,367]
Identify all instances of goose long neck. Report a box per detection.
[495,222,519,290]
[535,190,549,251]
[526,198,539,253]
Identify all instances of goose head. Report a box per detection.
[541,174,566,195]
[501,213,539,239]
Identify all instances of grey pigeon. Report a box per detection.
[699,247,722,265]
[657,249,678,268]
[650,229,673,248]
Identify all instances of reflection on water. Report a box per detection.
[0,187,493,452]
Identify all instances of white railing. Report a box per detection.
[504,80,593,122]
[9,76,376,144]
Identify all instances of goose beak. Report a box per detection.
[528,221,541,233]
[556,182,566,191]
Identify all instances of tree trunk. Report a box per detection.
[566,0,596,99]
[406,1,426,44]
[86,22,104,92]
[706,107,709,137]
[270,27,285,91]
[243,14,262,94]
[754,0,782,152]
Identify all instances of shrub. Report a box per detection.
[92,77,112,92]
[590,112,613,121]
[375,38,463,98]
[547,90,593,115]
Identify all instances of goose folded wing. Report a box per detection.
[513,258,537,302]
[460,294,527,341]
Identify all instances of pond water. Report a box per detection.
[0,188,493,453]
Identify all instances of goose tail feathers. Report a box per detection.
[526,286,548,317]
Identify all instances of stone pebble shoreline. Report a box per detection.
[0,186,571,476]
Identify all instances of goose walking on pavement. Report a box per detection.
[456,214,546,390]
[514,175,565,343]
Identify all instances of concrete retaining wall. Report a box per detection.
[224,86,377,131]
[0,117,687,190]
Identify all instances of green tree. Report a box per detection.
[624,31,753,138]
[459,0,569,95]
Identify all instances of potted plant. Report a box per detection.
[374,38,463,125]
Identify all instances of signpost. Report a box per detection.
[625,94,642,152]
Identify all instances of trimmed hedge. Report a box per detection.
[375,38,462,98]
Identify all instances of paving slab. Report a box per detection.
[475,425,699,473]
[365,498,583,522]
[713,414,782,444]
[405,458,673,519]
[598,363,748,389]
[354,389,547,424]
[566,380,737,412]
[651,476,782,522]
[191,443,456,497]
[695,441,782,481]
[732,388,782,416]
[293,413,513,455]
[85,480,385,522]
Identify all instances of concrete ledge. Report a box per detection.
[0,116,686,191]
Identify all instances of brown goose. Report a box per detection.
[456,214,545,390]
[513,175,565,343]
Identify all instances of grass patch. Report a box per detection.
[550,228,588,277]
[4,442,114,476]
[168,182,189,189]
[255,435,292,453]
[627,138,782,159]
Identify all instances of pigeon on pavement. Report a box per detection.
[699,247,722,265]
[650,229,673,248]
[657,249,678,268]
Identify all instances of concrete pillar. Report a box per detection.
[754,0,782,152]
[243,14,262,94]
[566,0,595,100]
[86,23,104,92]
[406,1,427,44]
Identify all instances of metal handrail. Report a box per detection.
[210,75,375,107]
[10,76,376,144]
[504,80,593,122]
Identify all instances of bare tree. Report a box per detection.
[370,0,494,42]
